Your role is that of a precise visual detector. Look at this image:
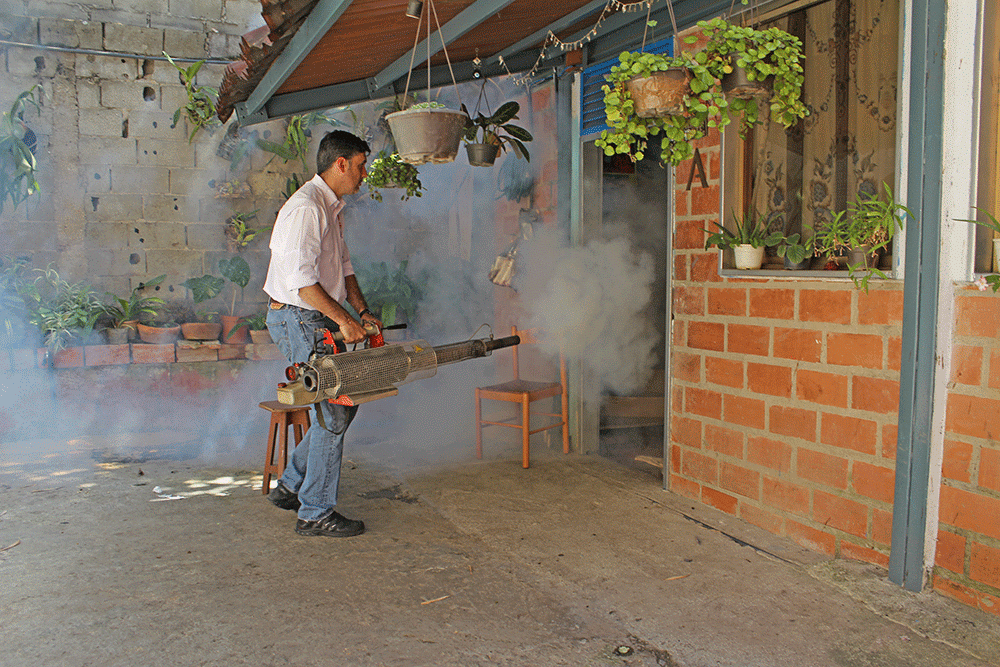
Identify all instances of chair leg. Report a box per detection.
[475,388,483,459]
[561,390,570,455]
[277,414,290,479]
[522,396,530,469]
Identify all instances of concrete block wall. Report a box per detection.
[935,290,1000,614]
[0,2,306,320]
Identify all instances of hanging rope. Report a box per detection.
[400,0,463,108]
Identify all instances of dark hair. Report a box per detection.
[316,130,370,174]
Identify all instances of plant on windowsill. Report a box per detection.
[365,151,425,202]
[104,275,166,344]
[956,207,1000,292]
[164,52,220,143]
[775,231,815,270]
[595,16,807,167]
[813,183,911,291]
[462,100,533,167]
[704,211,782,270]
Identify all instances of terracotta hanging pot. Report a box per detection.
[721,57,772,100]
[466,143,500,167]
[386,108,470,165]
[626,68,691,118]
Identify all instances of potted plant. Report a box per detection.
[462,100,532,167]
[365,151,425,202]
[596,17,807,166]
[386,101,470,165]
[704,211,782,269]
[164,52,220,143]
[104,275,166,344]
[136,320,181,345]
[226,311,270,344]
[813,184,909,270]
[956,207,1000,290]
[180,309,221,341]
[183,256,251,343]
[775,231,815,270]
[18,265,106,357]
[225,209,270,252]
[0,86,41,215]
[353,259,424,327]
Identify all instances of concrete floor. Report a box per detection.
[1,434,998,667]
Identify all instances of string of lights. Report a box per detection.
[497,0,659,85]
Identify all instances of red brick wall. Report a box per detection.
[935,288,1000,614]
[671,134,1000,617]
[670,135,903,567]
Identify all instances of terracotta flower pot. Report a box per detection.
[626,69,691,118]
[221,315,248,344]
[106,327,130,345]
[386,107,469,165]
[181,322,222,341]
[137,322,180,345]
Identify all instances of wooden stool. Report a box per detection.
[259,400,311,494]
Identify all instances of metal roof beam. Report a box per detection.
[235,0,356,121]
[372,0,517,90]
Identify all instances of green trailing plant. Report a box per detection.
[596,15,807,166]
[365,151,424,202]
[164,52,220,143]
[104,275,166,328]
[462,100,533,162]
[353,259,424,327]
[19,265,105,354]
[704,211,782,250]
[225,209,270,251]
[812,184,911,291]
[955,207,1000,292]
[0,86,41,214]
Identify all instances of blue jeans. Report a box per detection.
[266,307,358,521]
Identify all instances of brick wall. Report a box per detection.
[670,129,1000,616]
[935,289,1000,614]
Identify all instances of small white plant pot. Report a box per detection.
[733,244,765,270]
[993,238,1000,273]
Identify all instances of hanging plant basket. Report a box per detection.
[386,107,469,165]
[626,68,691,118]
[721,57,772,100]
[466,142,499,167]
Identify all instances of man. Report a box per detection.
[263,130,382,538]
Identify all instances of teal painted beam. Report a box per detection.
[235,0,356,123]
[889,0,946,593]
[372,0,517,91]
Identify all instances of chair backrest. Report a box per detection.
[511,326,565,386]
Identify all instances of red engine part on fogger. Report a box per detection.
[277,328,520,407]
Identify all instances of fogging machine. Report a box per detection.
[276,325,520,407]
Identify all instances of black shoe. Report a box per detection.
[267,481,300,511]
[295,510,365,537]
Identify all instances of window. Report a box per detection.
[974,0,999,273]
[722,0,901,272]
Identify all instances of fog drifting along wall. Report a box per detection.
[0,1,290,321]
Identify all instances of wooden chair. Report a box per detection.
[259,400,311,494]
[475,326,569,468]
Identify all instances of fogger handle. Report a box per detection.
[331,323,407,342]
